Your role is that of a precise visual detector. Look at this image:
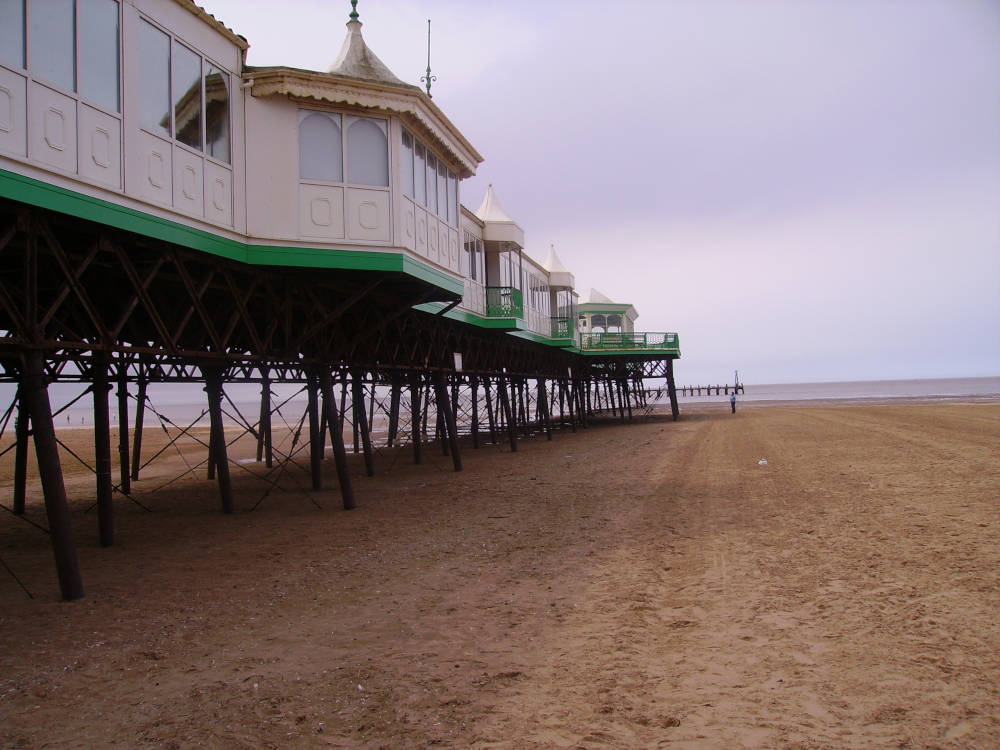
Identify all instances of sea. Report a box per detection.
[671,376,1000,406]
[1,376,998,431]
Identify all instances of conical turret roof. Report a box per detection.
[474,185,524,247]
[475,184,516,224]
[329,19,406,85]
[544,245,574,289]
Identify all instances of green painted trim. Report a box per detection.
[580,348,682,357]
[413,302,526,330]
[508,330,577,348]
[401,255,464,295]
[578,308,633,315]
[0,167,463,295]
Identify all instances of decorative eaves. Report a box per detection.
[246,67,482,178]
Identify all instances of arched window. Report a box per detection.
[346,116,388,186]
[591,314,606,332]
[607,314,622,332]
[299,112,343,182]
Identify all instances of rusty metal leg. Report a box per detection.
[666,358,680,421]
[204,368,233,514]
[565,379,577,433]
[409,372,423,465]
[434,373,462,471]
[93,358,114,546]
[387,373,401,447]
[352,370,374,477]
[12,387,29,515]
[21,351,84,601]
[538,379,552,441]
[497,375,517,452]
[256,372,268,464]
[437,403,449,456]
[307,370,322,491]
[116,374,130,496]
[470,376,479,449]
[130,374,146,481]
[321,370,355,510]
[262,375,273,469]
[484,378,497,444]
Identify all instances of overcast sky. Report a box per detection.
[199,0,1000,385]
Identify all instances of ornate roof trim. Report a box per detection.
[172,0,249,50]
[246,66,482,178]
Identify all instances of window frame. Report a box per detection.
[297,107,390,190]
[137,14,232,166]
[9,0,123,116]
[401,127,459,228]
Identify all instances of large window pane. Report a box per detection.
[139,20,170,135]
[346,116,388,186]
[28,0,74,92]
[299,112,342,182]
[425,152,437,214]
[436,162,447,219]
[413,142,426,205]
[78,0,119,112]
[401,131,414,197]
[173,41,201,150]
[205,64,229,162]
[0,0,25,69]
[447,172,457,225]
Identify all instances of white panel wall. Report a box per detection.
[134,130,172,205]
[0,67,27,158]
[345,187,390,242]
[244,95,298,240]
[28,83,77,174]
[78,104,121,189]
[298,184,345,239]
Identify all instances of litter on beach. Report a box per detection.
[758,458,768,466]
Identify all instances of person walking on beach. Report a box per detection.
[730,392,737,414]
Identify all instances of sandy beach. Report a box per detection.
[1,401,998,748]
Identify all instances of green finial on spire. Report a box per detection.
[349,0,359,22]
[420,19,436,98]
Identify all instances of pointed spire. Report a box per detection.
[544,244,570,274]
[329,2,406,85]
[475,184,517,224]
[475,185,525,248]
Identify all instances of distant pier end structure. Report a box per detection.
[0,0,680,599]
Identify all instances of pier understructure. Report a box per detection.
[0,0,680,599]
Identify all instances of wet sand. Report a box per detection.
[1,401,998,748]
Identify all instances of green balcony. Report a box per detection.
[580,332,680,353]
[486,286,523,318]
[551,316,574,339]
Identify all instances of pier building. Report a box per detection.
[0,0,681,598]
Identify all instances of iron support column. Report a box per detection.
[321,370,355,510]
[410,372,423,465]
[307,370,322,490]
[352,369,375,477]
[21,350,84,600]
[130,373,146,481]
[497,375,517,452]
[666,358,680,421]
[93,357,114,546]
[12,388,29,514]
[204,368,233,514]
[434,372,462,471]
[116,373,130,495]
